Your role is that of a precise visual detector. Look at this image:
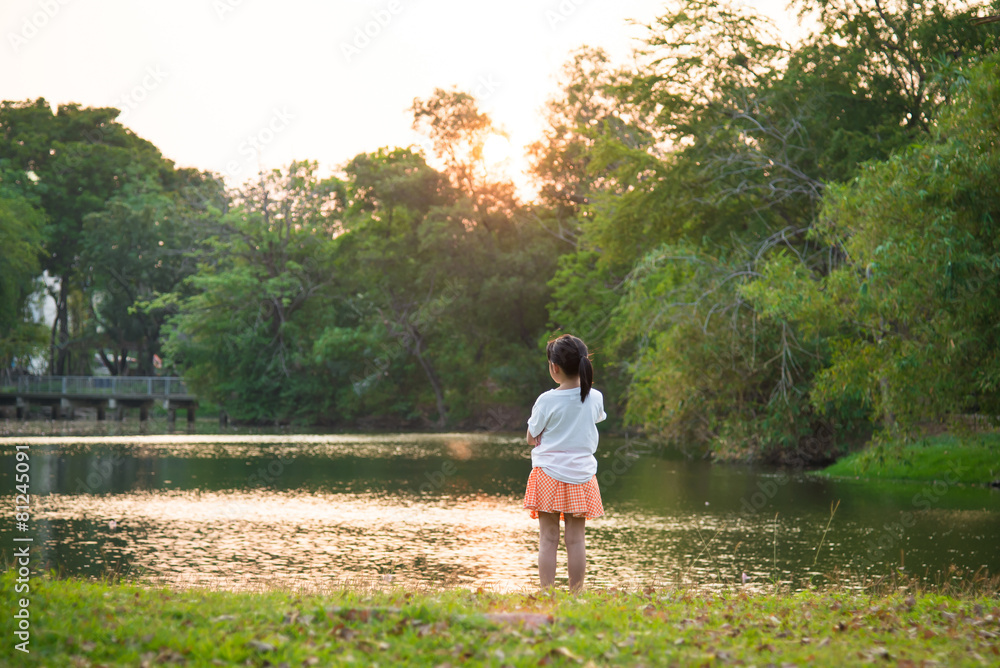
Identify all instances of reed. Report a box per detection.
[811,499,841,568]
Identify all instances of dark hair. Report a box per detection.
[546,334,593,403]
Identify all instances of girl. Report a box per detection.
[523,334,606,591]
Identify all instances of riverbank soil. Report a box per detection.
[3,572,998,666]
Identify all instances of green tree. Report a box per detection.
[335,146,456,425]
[160,161,344,422]
[0,167,47,374]
[0,98,184,374]
[81,166,224,375]
[527,47,643,240]
[749,54,1000,438]
[339,121,560,426]
[413,90,564,422]
[798,0,999,133]
[534,0,997,458]
[616,241,866,461]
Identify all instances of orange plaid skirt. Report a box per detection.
[523,467,604,520]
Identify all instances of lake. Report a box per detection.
[2,432,997,592]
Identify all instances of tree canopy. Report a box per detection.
[2,0,998,458]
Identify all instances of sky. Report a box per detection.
[2,0,811,196]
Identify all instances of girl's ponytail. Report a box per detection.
[546,333,594,403]
[575,339,593,403]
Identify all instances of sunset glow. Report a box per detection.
[481,133,513,166]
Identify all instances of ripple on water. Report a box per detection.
[4,434,998,592]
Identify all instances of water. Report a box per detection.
[2,433,997,592]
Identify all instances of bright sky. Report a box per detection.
[2,0,810,197]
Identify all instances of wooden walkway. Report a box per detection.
[0,376,198,426]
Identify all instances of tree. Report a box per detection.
[0,166,47,375]
[337,147,455,425]
[797,0,1000,133]
[338,140,559,426]
[532,0,998,458]
[81,166,224,375]
[527,47,643,242]
[411,88,504,203]
[0,98,182,374]
[160,161,344,421]
[749,53,1000,438]
[410,91,564,422]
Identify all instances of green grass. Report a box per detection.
[819,433,1000,485]
[3,571,999,666]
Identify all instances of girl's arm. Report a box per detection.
[526,428,541,447]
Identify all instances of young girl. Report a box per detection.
[523,334,606,591]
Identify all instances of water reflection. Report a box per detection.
[32,490,537,590]
[2,433,997,592]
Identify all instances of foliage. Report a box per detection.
[80,166,224,375]
[0,98,214,375]
[798,0,1000,133]
[539,0,998,460]
[756,53,1000,438]
[526,47,642,239]
[157,124,559,427]
[337,132,559,426]
[0,167,47,372]
[4,0,999,454]
[613,242,867,462]
[159,161,343,423]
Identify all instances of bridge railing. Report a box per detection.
[7,376,191,397]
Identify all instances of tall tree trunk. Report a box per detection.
[97,350,116,376]
[412,337,448,427]
[48,306,59,375]
[55,277,70,375]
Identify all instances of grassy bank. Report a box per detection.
[819,433,1000,485]
[3,572,999,666]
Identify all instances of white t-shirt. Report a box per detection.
[527,387,606,484]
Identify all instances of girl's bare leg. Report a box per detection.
[564,514,587,591]
[537,511,560,588]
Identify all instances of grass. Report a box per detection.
[818,432,1000,485]
[3,570,999,667]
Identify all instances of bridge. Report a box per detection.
[0,376,198,428]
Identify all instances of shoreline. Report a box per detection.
[816,433,1000,486]
[5,420,998,486]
